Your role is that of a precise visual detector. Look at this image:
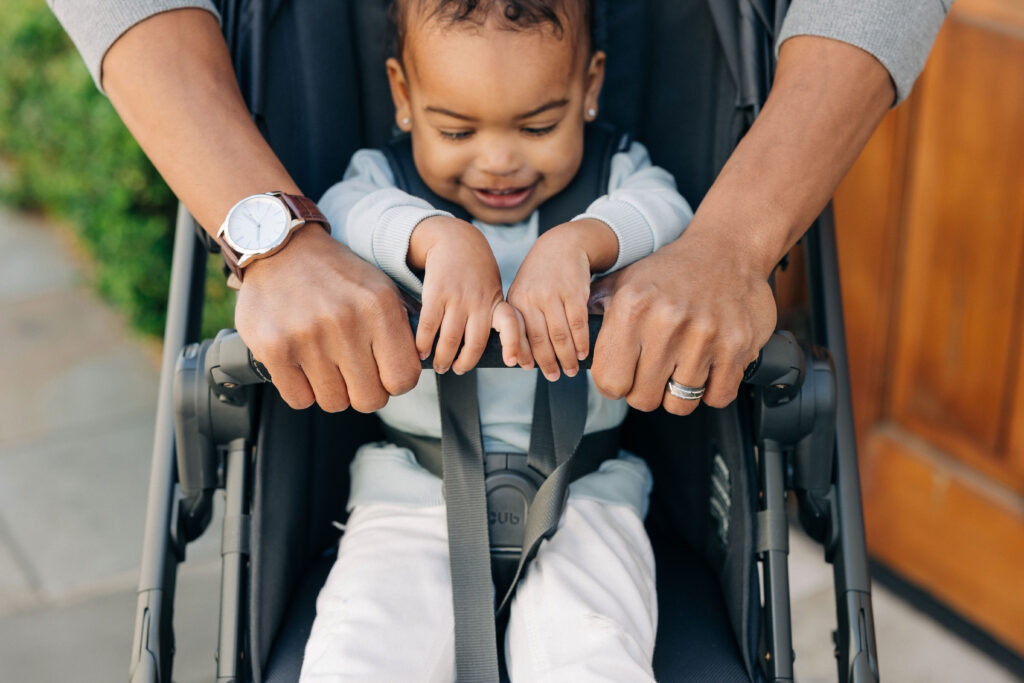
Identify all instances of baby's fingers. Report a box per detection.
[523,308,560,381]
[432,307,467,374]
[545,307,580,378]
[566,298,590,362]
[452,310,490,374]
[493,302,533,368]
[415,297,443,361]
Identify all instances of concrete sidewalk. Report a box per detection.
[0,205,221,683]
[0,204,1017,682]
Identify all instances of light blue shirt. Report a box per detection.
[318,141,692,454]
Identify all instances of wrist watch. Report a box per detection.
[215,191,330,284]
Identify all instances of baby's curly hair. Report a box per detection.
[389,0,593,60]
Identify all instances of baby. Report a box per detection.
[300,0,692,680]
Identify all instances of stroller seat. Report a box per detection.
[130,1,881,682]
[262,514,748,682]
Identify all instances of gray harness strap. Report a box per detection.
[437,368,590,681]
[495,372,588,615]
[436,370,501,682]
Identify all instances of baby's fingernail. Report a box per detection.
[506,356,517,367]
[577,351,587,361]
[419,350,430,361]
[452,367,464,375]
[435,365,448,374]
[545,371,560,382]
[565,366,578,377]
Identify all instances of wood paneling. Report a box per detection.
[888,11,1024,486]
[861,428,1024,654]
[832,0,1024,655]
[1008,337,1024,480]
[833,105,912,436]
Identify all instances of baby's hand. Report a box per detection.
[507,219,617,380]
[410,216,531,374]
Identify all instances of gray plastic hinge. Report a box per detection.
[221,514,251,556]
[756,509,789,554]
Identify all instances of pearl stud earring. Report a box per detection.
[402,117,410,126]
[587,108,597,118]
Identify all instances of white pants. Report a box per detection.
[300,450,657,682]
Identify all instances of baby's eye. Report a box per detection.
[522,124,557,137]
[439,129,473,141]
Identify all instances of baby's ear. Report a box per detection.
[386,57,413,131]
[583,51,606,121]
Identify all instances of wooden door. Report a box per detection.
[831,0,1024,655]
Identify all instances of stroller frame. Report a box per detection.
[129,1,880,682]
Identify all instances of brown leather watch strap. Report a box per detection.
[277,192,329,227]
[215,232,244,281]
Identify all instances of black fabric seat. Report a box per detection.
[263,510,747,682]
[231,2,770,680]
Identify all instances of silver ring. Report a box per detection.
[667,379,705,401]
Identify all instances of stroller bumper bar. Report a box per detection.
[193,319,807,395]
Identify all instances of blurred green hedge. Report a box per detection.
[0,1,234,338]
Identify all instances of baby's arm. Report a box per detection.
[320,151,529,374]
[406,216,531,373]
[507,141,692,380]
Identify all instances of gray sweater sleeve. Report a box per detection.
[47,0,220,92]
[777,0,952,104]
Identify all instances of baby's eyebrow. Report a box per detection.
[424,106,475,121]
[423,99,570,122]
[516,99,569,119]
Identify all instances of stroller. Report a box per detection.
[129,1,881,681]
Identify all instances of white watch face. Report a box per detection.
[225,195,290,253]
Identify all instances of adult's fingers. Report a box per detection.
[371,303,421,397]
[590,297,641,400]
[333,335,389,412]
[299,356,352,413]
[701,357,748,409]
[263,362,317,410]
[660,324,714,416]
[623,345,676,412]
[662,362,712,416]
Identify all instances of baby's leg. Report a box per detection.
[300,445,455,682]
[506,453,657,683]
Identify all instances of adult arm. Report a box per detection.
[589,34,898,414]
[77,8,421,412]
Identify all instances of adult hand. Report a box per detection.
[588,224,776,415]
[588,34,897,416]
[235,225,421,413]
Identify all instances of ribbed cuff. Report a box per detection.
[575,198,654,274]
[776,0,949,105]
[48,0,221,92]
[372,206,454,297]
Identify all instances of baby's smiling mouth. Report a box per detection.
[470,183,537,210]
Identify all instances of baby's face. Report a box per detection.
[387,16,604,224]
